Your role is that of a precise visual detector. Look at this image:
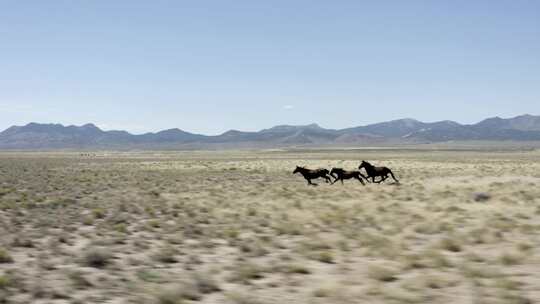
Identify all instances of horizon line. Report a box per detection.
[1,113,537,137]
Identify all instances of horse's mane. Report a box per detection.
[362,161,374,168]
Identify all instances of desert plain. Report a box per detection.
[1,148,540,304]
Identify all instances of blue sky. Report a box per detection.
[1,1,539,134]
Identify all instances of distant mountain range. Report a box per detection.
[1,114,540,149]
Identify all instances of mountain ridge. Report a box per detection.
[1,114,540,149]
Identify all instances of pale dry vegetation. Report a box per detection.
[1,149,540,303]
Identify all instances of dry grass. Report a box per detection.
[0,149,539,303]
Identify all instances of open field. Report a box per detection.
[1,149,540,304]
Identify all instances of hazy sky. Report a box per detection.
[1,1,539,134]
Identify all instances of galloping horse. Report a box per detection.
[358,161,399,184]
[293,166,332,186]
[329,168,368,185]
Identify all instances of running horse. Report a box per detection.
[358,161,399,184]
[329,168,368,185]
[293,166,332,186]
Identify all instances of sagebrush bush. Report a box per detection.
[68,271,93,289]
[192,272,220,294]
[367,265,399,282]
[439,237,462,252]
[82,248,112,268]
[156,289,184,304]
[499,252,523,266]
[153,246,178,264]
[0,248,13,263]
[228,262,265,284]
[0,275,11,289]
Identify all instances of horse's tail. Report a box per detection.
[388,169,399,183]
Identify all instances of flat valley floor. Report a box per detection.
[1,149,540,304]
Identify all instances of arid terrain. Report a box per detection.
[1,149,540,304]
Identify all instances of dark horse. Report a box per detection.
[358,161,399,184]
[293,166,332,185]
[329,168,368,185]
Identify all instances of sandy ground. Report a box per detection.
[1,149,540,304]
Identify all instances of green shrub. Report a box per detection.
[0,248,13,263]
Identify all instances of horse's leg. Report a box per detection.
[360,173,370,183]
[373,175,383,184]
[389,170,399,183]
[355,175,365,185]
[324,175,331,183]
